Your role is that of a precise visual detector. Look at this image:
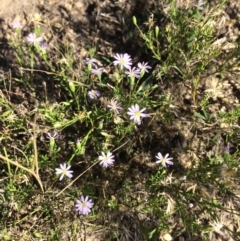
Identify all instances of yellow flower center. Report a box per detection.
[135,111,141,118]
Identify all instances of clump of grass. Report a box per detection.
[0,0,240,240]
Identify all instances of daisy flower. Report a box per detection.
[26,33,44,46]
[99,151,115,167]
[39,42,48,50]
[84,58,98,66]
[75,196,94,215]
[87,90,100,100]
[55,163,73,181]
[12,21,23,29]
[194,0,205,10]
[125,67,141,79]
[155,152,173,167]
[137,62,151,74]
[107,99,122,114]
[113,53,132,69]
[127,104,149,125]
[91,67,104,76]
[84,58,98,71]
[46,132,58,142]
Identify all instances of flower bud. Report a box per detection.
[133,16,137,25]
[155,26,159,37]
[69,80,75,93]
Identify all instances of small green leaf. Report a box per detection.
[34,232,42,238]
[194,112,206,120]
[148,229,156,239]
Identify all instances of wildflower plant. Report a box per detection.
[91,67,104,80]
[98,152,115,168]
[194,0,206,10]
[87,89,100,100]
[3,1,240,240]
[127,104,149,125]
[12,21,23,30]
[75,196,94,215]
[84,57,98,71]
[46,132,59,155]
[26,32,44,46]
[113,53,132,69]
[55,163,73,181]
[125,67,141,85]
[107,99,122,115]
[133,2,224,95]
[155,153,173,168]
[137,62,152,76]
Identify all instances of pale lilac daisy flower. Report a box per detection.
[84,58,98,69]
[40,42,48,50]
[194,0,205,10]
[26,33,43,46]
[113,53,132,69]
[99,151,115,167]
[46,132,59,141]
[125,67,141,79]
[137,62,151,74]
[107,99,122,114]
[75,196,94,215]
[45,132,58,149]
[127,104,149,125]
[155,152,173,167]
[12,21,23,29]
[91,67,104,76]
[88,90,100,100]
[76,138,81,150]
[84,58,98,65]
[223,142,233,153]
[55,163,73,181]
